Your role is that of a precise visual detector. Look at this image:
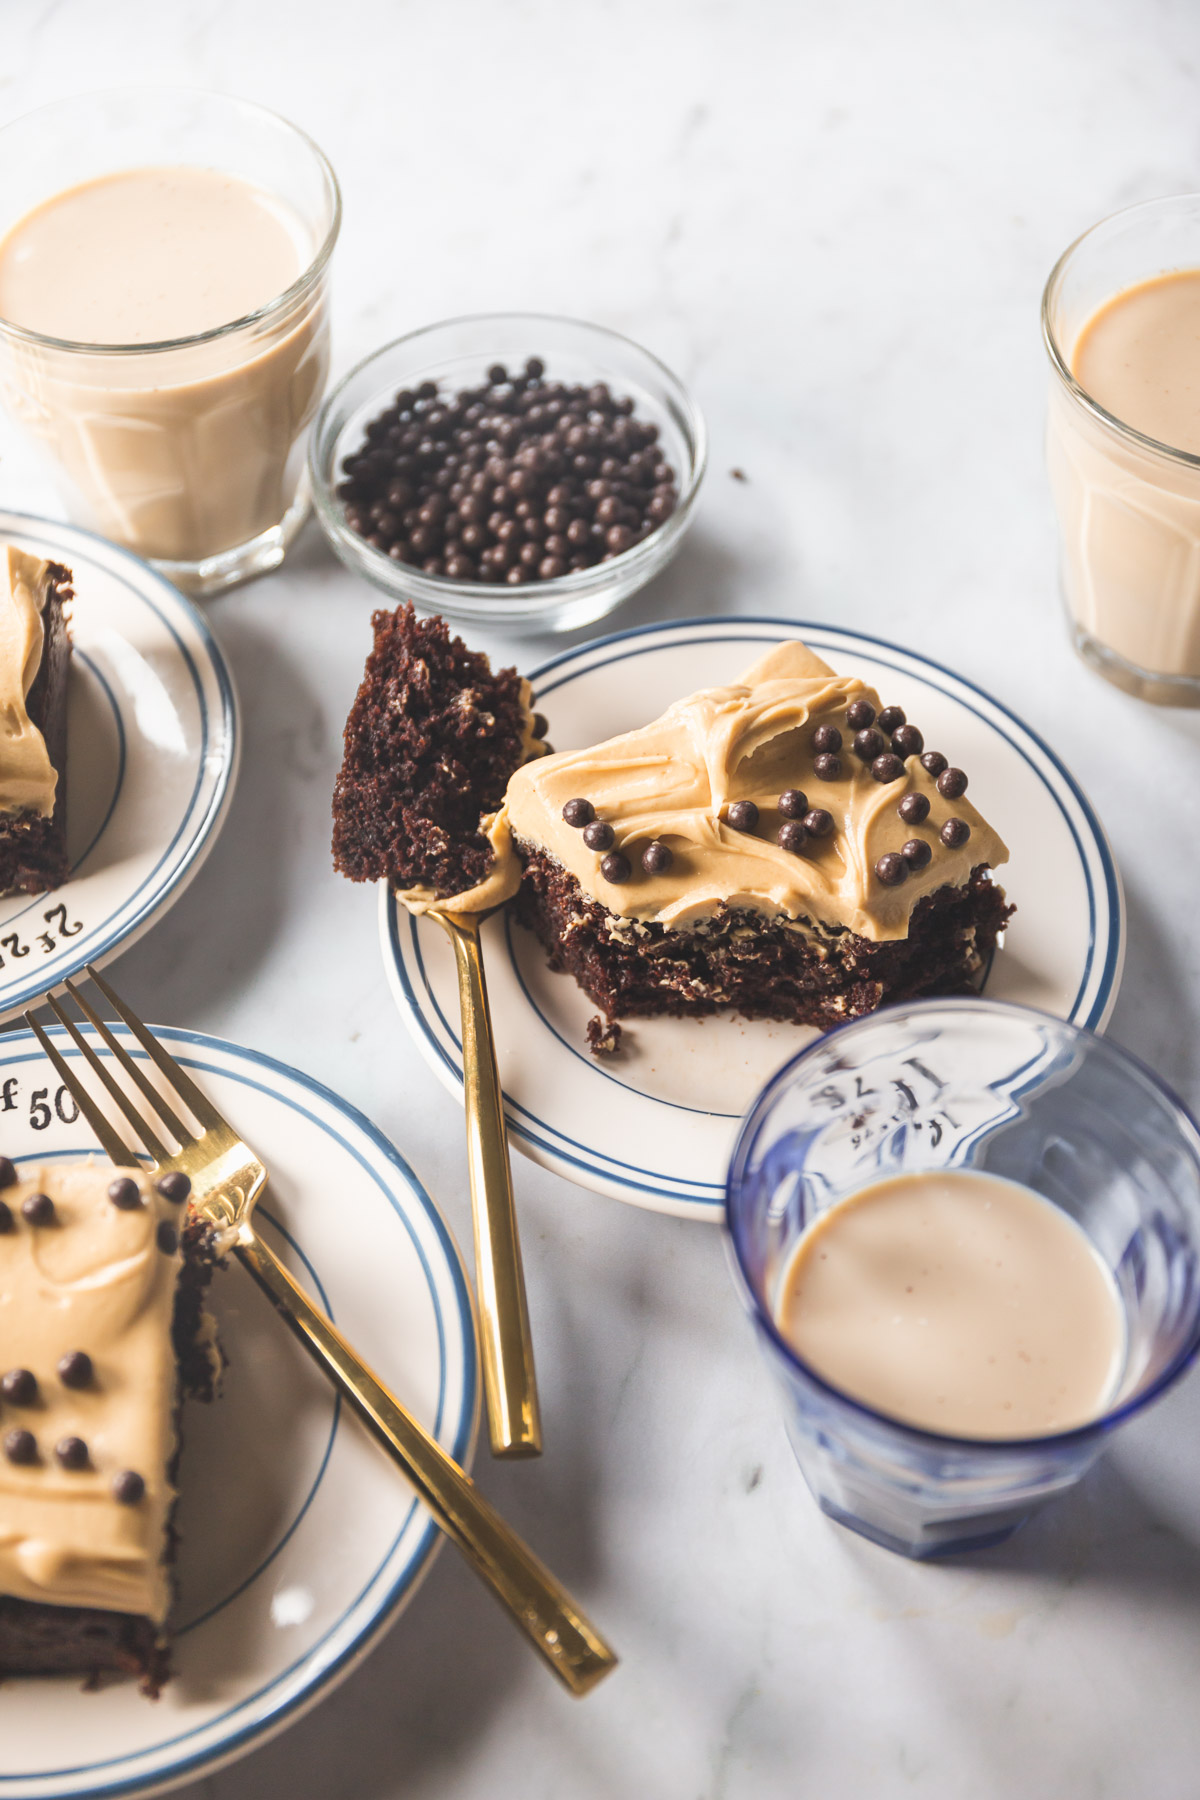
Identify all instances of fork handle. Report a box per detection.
[437,910,542,1459]
[233,1229,615,1697]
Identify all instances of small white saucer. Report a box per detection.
[0,1023,476,1800]
[0,513,239,1021]
[383,616,1125,1222]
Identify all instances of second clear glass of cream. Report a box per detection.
[1043,193,1200,705]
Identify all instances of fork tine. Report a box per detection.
[85,964,223,1132]
[42,992,170,1162]
[63,976,192,1144]
[23,1012,140,1168]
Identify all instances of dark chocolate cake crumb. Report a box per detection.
[586,1016,624,1057]
[332,604,529,897]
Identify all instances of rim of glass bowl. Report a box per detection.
[1041,192,1200,473]
[0,87,342,356]
[725,995,1200,1453]
[309,311,708,627]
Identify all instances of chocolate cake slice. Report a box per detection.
[334,613,1013,1030]
[0,1159,220,1694]
[504,640,1013,1026]
[333,603,545,909]
[0,549,73,898]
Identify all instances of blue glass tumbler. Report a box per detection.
[726,998,1200,1558]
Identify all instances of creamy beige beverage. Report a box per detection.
[1074,271,1200,453]
[0,165,329,568]
[778,1171,1124,1439]
[1047,261,1200,691]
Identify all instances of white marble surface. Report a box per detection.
[4,1,1200,1795]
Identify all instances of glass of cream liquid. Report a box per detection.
[1043,194,1200,705]
[727,998,1200,1558]
[0,89,339,596]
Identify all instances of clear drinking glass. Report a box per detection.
[726,998,1200,1559]
[1043,194,1200,705]
[0,89,340,597]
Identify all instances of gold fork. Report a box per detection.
[422,903,541,1461]
[23,964,617,1698]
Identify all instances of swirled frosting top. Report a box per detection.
[0,547,57,820]
[0,1161,188,1622]
[500,641,1008,941]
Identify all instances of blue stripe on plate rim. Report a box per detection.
[0,1023,477,1800]
[0,512,240,1013]
[385,614,1125,1214]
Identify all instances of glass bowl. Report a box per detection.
[726,998,1200,1559]
[309,312,706,634]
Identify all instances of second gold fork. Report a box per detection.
[25,966,616,1698]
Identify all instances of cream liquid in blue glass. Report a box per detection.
[777,1170,1126,1440]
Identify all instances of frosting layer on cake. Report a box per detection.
[0,547,58,820]
[500,641,1008,941]
[0,1162,186,1622]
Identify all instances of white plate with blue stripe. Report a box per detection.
[0,513,238,1021]
[383,616,1125,1222]
[0,1022,476,1800]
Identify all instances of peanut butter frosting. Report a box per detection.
[495,640,1008,942]
[0,1161,187,1622]
[0,547,58,821]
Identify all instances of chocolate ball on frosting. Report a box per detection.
[853,728,886,762]
[777,789,808,818]
[0,1158,15,1190]
[903,838,933,870]
[870,754,906,785]
[600,851,631,884]
[936,767,968,800]
[941,818,971,848]
[813,753,842,781]
[846,700,876,731]
[802,808,834,837]
[778,821,808,855]
[920,751,948,778]
[2,1368,37,1406]
[156,1171,191,1204]
[4,1428,36,1465]
[582,819,614,852]
[726,800,759,833]
[898,792,930,826]
[562,798,594,828]
[641,840,673,875]
[812,724,842,754]
[0,1202,14,1235]
[21,1193,54,1227]
[892,724,925,758]
[55,1436,89,1471]
[107,1176,142,1212]
[113,1470,146,1506]
[58,1351,93,1390]
[877,705,906,735]
[874,852,909,886]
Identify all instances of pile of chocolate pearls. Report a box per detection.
[558,698,971,891]
[0,1156,189,1495]
[792,698,971,888]
[336,358,678,584]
